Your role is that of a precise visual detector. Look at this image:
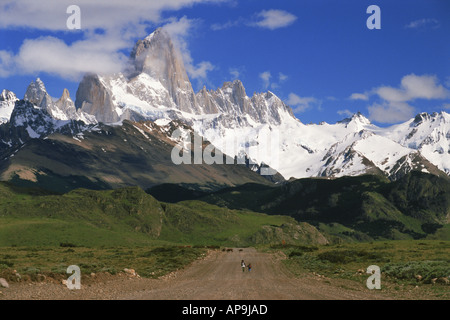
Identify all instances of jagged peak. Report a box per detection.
[24,77,49,106]
[144,27,169,42]
[338,111,371,125]
[60,88,71,101]
[222,79,244,88]
[28,77,46,91]
[220,80,246,96]
[0,89,17,102]
[413,111,450,126]
[413,112,432,124]
[131,27,174,63]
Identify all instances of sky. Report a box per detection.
[0,0,449,126]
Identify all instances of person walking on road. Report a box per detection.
[241,260,246,272]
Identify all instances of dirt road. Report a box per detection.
[1,247,396,300]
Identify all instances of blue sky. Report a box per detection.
[0,0,449,125]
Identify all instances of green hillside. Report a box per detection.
[148,172,450,242]
[0,182,326,248]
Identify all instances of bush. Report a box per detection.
[0,260,14,268]
[383,260,450,284]
[60,242,77,248]
[289,251,304,258]
[318,249,385,264]
[318,251,352,264]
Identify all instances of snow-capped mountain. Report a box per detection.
[75,28,295,127]
[25,78,96,124]
[1,28,449,183]
[378,112,450,175]
[0,89,18,125]
[0,82,98,152]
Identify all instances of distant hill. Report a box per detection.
[148,172,450,242]
[0,182,327,247]
[0,119,274,193]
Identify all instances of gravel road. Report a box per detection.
[0,248,398,300]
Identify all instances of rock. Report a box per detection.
[124,268,137,276]
[415,275,422,281]
[62,279,68,286]
[0,278,9,288]
[90,273,96,277]
[431,278,437,284]
[76,73,118,123]
[437,277,449,285]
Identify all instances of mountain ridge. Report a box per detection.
[0,28,449,184]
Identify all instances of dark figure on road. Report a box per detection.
[247,263,252,272]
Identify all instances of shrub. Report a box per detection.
[383,260,450,284]
[318,249,385,264]
[60,242,77,248]
[289,251,304,258]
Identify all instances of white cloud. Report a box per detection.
[162,16,215,82]
[0,0,222,81]
[405,18,440,30]
[259,71,272,89]
[368,101,416,124]
[278,72,288,82]
[211,18,243,31]
[360,74,449,123]
[337,109,354,118]
[251,9,297,30]
[211,9,297,31]
[349,93,369,101]
[1,33,129,80]
[0,50,15,77]
[229,67,243,80]
[22,36,127,80]
[376,74,448,102]
[286,93,318,113]
[258,70,289,90]
[0,0,223,31]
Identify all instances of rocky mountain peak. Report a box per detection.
[129,28,199,114]
[60,88,71,101]
[24,78,48,106]
[413,111,450,127]
[413,112,432,125]
[0,89,17,102]
[337,112,372,131]
[0,89,18,124]
[222,80,246,94]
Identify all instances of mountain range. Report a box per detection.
[0,27,449,192]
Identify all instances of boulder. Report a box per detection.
[0,278,9,288]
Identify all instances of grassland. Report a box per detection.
[0,182,325,284]
[0,182,324,248]
[187,172,450,242]
[272,240,449,298]
[0,245,209,284]
[0,174,448,296]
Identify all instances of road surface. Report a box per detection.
[1,248,394,300]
